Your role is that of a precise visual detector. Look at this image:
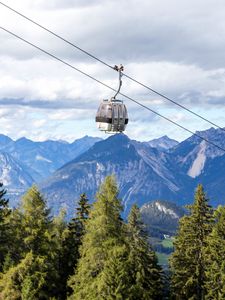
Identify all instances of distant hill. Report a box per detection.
[140,200,186,237]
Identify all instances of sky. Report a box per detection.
[0,0,225,142]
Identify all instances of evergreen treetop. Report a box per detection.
[68,176,127,300]
[204,205,225,299]
[0,251,48,300]
[0,182,11,271]
[20,185,52,256]
[127,204,163,300]
[170,184,214,300]
[60,194,91,299]
[0,182,9,223]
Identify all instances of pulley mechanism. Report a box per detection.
[95,64,128,133]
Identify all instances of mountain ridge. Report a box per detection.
[41,127,225,217]
[1,128,225,216]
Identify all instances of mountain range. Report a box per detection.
[1,127,225,217]
[0,134,101,204]
[41,134,181,216]
[41,127,225,217]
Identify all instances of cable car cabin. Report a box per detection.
[96,99,128,133]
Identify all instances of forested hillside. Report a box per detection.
[0,177,224,299]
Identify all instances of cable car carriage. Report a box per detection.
[96,65,128,133]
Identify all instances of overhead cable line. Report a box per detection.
[123,74,225,133]
[0,1,113,70]
[0,26,225,153]
[0,1,224,133]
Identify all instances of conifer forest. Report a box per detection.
[0,177,224,300]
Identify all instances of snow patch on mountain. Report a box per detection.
[188,141,206,178]
[35,155,52,163]
[1,165,11,186]
[96,162,105,172]
[148,135,178,150]
[155,201,179,219]
[19,176,27,185]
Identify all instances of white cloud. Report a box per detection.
[0,0,225,141]
[32,118,47,128]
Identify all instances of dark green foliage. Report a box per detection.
[0,251,48,300]
[75,193,91,225]
[3,208,24,268]
[68,176,129,299]
[20,185,52,256]
[0,185,61,299]
[60,193,91,298]
[3,186,53,266]
[204,205,225,299]
[48,209,68,299]
[66,193,91,269]
[100,244,130,300]
[0,183,10,271]
[0,183,9,222]
[170,184,214,300]
[3,178,225,299]
[127,204,163,300]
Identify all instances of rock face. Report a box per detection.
[147,135,178,151]
[171,127,225,206]
[0,152,34,204]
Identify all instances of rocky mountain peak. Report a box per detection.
[147,135,178,150]
[71,133,137,165]
[0,134,13,149]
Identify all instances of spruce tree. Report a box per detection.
[67,193,91,271]
[68,176,129,300]
[3,186,51,267]
[3,208,24,268]
[76,193,91,226]
[0,182,10,271]
[126,204,163,300]
[20,185,52,256]
[50,209,68,299]
[0,185,59,299]
[20,185,65,299]
[0,183,9,222]
[204,205,225,299]
[170,184,214,300]
[61,193,91,298]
